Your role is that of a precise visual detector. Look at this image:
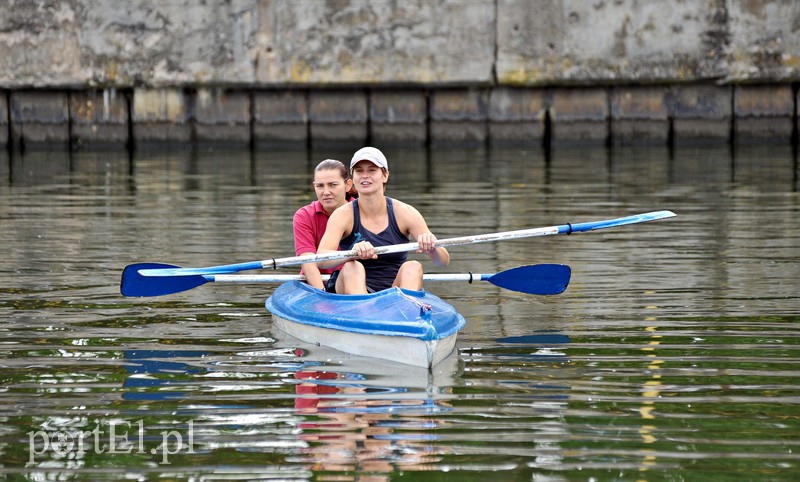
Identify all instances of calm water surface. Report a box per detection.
[1,145,798,481]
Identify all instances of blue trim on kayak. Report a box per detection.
[266,281,466,341]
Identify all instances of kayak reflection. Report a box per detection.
[286,342,461,475]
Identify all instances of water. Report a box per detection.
[1,144,798,481]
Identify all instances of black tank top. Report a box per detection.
[339,197,409,292]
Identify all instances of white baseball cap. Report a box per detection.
[350,147,388,170]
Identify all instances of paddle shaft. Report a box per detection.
[137,210,675,277]
[272,210,676,268]
[207,273,498,283]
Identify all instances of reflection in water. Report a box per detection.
[291,371,446,475]
[123,349,208,400]
[282,340,458,477]
[1,144,799,479]
[638,323,663,474]
[294,369,342,412]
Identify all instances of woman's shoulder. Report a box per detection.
[340,199,357,210]
[389,198,420,216]
[329,200,355,219]
[294,201,318,218]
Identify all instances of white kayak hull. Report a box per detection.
[265,281,466,368]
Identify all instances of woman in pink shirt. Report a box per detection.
[292,159,356,291]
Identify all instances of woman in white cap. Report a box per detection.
[316,146,450,294]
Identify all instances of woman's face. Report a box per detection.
[351,161,388,195]
[313,169,351,214]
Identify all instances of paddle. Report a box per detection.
[122,210,674,298]
[125,210,674,278]
[121,263,571,297]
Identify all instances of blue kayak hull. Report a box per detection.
[265,281,466,367]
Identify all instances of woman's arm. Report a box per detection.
[396,201,450,267]
[299,257,325,289]
[292,207,326,289]
[316,204,355,269]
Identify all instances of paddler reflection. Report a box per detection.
[289,347,458,475]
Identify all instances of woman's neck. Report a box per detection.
[357,192,386,214]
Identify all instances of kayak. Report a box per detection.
[265,281,466,368]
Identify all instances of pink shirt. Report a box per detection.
[292,200,341,274]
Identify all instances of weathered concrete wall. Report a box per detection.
[1,0,797,88]
[1,1,798,149]
[497,0,800,84]
[0,0,496,87]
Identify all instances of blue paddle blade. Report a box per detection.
[121,262,209,297]
[487,264,570,295]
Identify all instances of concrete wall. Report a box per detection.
[1,0,799,149]
[3,0,798,87]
